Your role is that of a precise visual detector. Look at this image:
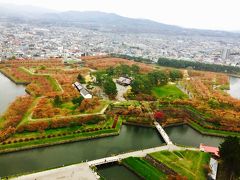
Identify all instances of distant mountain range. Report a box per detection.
[0,3,239,37]
[0,3,56,18]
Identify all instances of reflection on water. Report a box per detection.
[228,76,240,99]
[166,125,223,147]
[97,164,140,180]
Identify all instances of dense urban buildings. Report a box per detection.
[1,22,240,66]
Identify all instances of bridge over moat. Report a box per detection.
[154,121,173,145]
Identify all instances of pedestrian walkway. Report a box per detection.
[154,121,173,145]
[13,163,98,180]
[14,145,199,180]
[87,144,198,166]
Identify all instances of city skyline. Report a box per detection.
[0,0,240,31]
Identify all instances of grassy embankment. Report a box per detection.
[150,150,210,180]
[122,157,167,180]
[20,67,62,92]
[0,68,29,84]
[179,105,240,137]
[158,104,240,137]
[0,117,122,153]
[188,121,240,137]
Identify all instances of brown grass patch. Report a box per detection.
[82,57,155,73]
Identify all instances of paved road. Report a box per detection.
[13,163,98,180]
[114,79,130,101]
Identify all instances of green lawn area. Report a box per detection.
[30,100,109,120]
[0,117,4,129]
[113,100,141,107]
[64,59,80,64]
[45,75,62,92]
[60,101,78,111]
[60,100,108,115]
[122,157,167,180]
[150,150,210,180]
[152,84,188,100]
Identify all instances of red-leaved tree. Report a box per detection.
[154,111,164,121]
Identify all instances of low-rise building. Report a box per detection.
[200,144,219,157]
[73,82,92,99]
[116,77,132,86]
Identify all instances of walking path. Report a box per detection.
[14,163,99,180]
[114,79,130,101]
[176,83,193,99]
[209,158,218,180]
[154,121,173,145]
[14,144,198,180]
[88,144,198,166]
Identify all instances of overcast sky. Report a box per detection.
[0,0,240,31]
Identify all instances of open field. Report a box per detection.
[152,84,188,100]
[122,157,167,180]
[150,150,210,180]
[82,57,155,73]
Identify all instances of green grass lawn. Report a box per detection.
[150,150,210,180]
[152,84,188,100]
[0,117,4,129]
[122,157,167,180]
[60,101,78,111]
[60,100,108,115]
[45,75,62,92]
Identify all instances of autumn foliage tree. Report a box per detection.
[154,111,164,121]
[79,97,100,112]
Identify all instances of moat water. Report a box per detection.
[0,72,26,115]
[228,76,240,99]
[0,124,223,177]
